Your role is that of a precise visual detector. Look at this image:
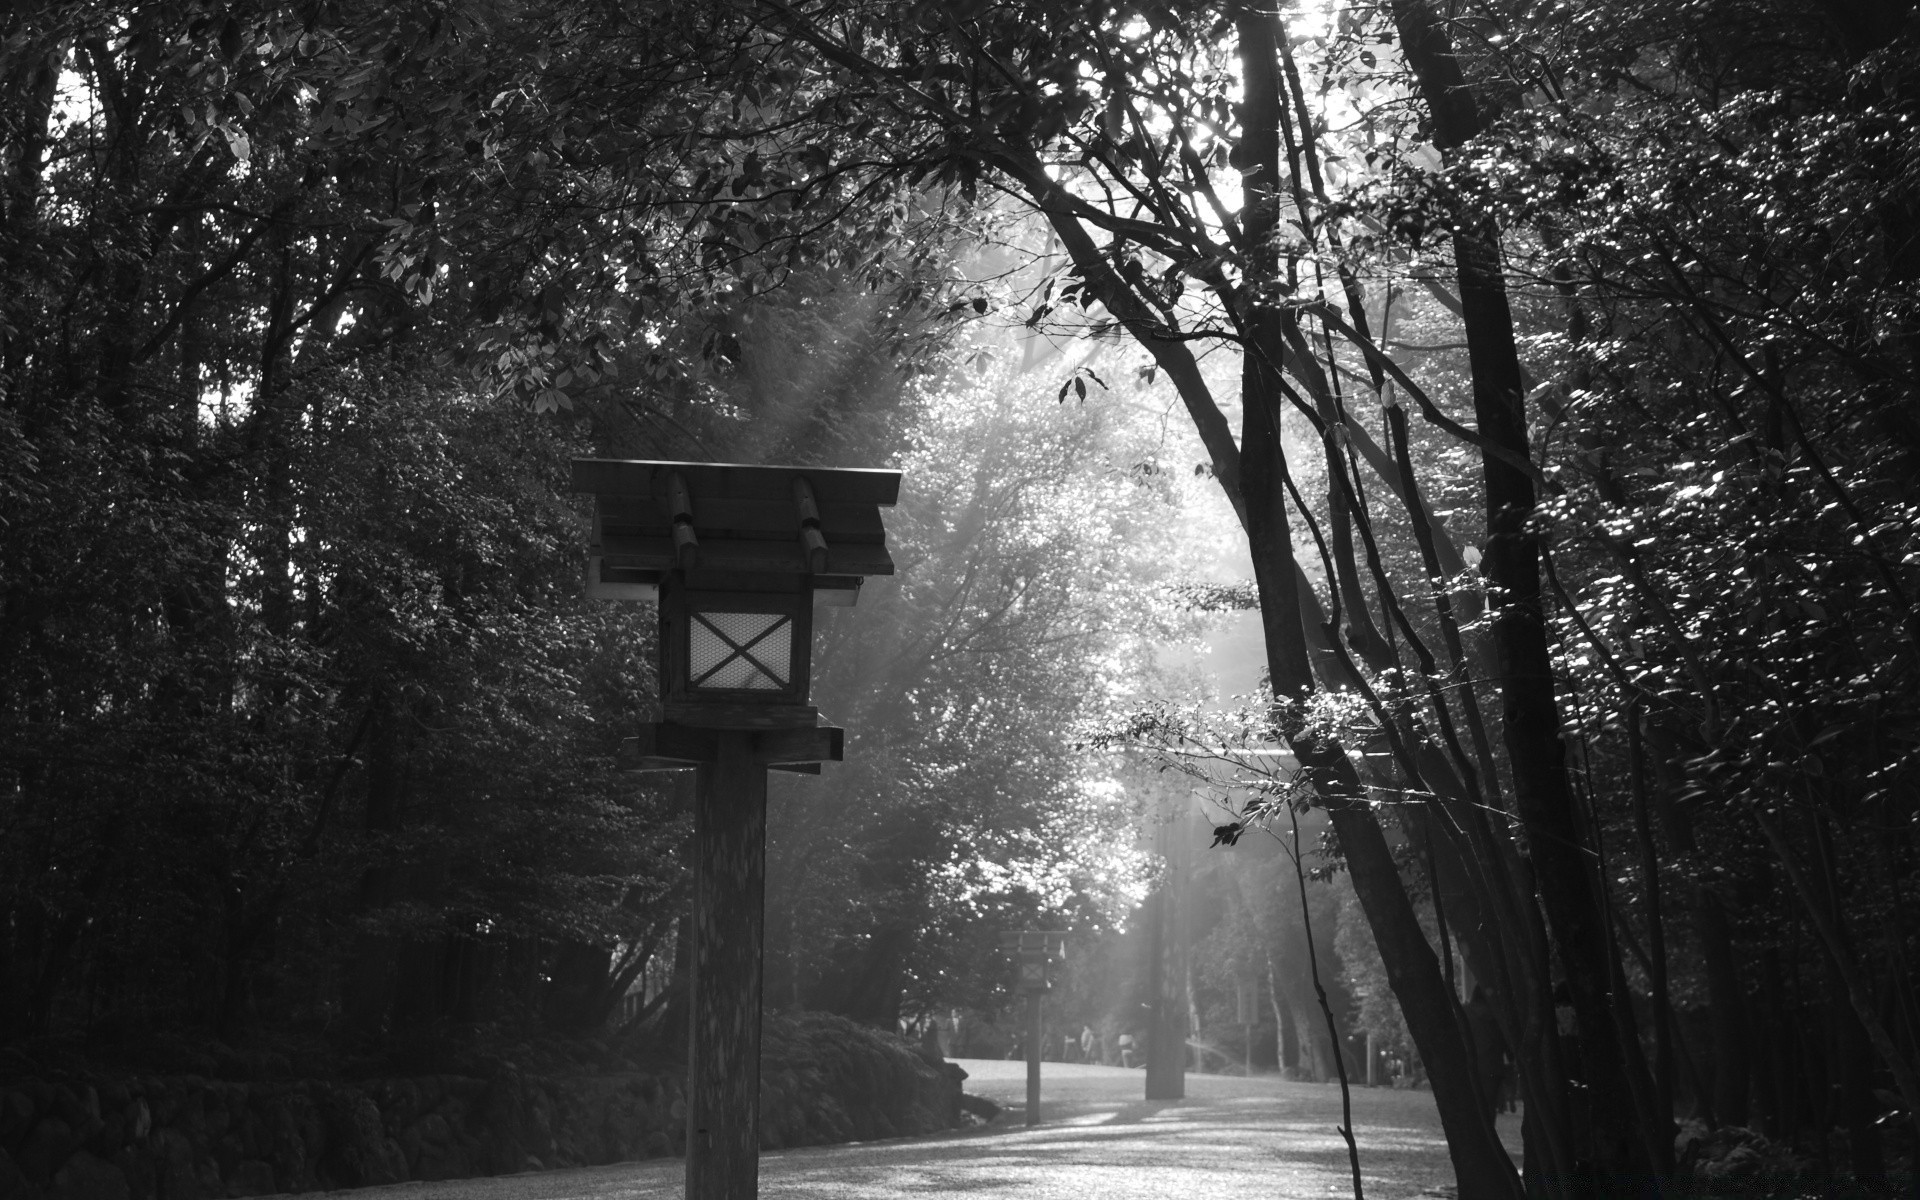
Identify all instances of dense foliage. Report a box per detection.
[0,0,1166,1074]
[727,0,1920,1195]
[768,354,1196,1022]
[5,0,1919,1197]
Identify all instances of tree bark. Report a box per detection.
[1240,310,1522,1200]
[1217,8,1522,1193]
[1627,711,1674,1130]
[1752,806,1920,1148]
[1647,723,1747,1126]
[1387,0,1667,1184]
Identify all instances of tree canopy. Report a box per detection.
[4,0,1919,1196]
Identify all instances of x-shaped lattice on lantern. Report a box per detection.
[688,610,792,691]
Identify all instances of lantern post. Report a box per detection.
[999,930,1066,1127]
[1145,810,1189,1101]
[572,459,900,1200]
[1238,979,1257,1076]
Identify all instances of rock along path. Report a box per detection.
[309,1059,1523,1199]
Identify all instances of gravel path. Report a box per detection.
[305,1059,1522,1199]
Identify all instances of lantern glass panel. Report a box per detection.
[689,611,792,690]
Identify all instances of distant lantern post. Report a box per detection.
[1145,808,1190,1101]
[999,930,1067,1126]
[572,458,900,1200]
[1237,979,1256,1077]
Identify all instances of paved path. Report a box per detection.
[314,1060,1522,1199]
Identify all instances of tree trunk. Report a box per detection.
[1387,0,1666,1184]
[1270,948,1301,1073]
[345,695,407,1031]
[1626,710,1674,1128]
[1148,810,1189,1100]
[1839,994,1886,1184]
[1238,291,1523,1198]
[1697,898,1748,1125]
[1648,723,1747,1127]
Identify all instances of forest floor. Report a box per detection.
[312,1058,1518,1199]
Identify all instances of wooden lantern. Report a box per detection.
[572,457,900,1200]
[999,930,1068,1127]
[573,457,898,737]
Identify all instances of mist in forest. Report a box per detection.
[5,2,1917,1197]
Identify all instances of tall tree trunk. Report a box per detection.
[1697,898,1748,1125]
[1838,994,1886,1184]
[344,694,407,1031]
[1239,310,1523,1199]
[1270,946,1301,1072]
[1753,806,1920,1148]
[1648,724,1747,1126]
[1627,711,1674,1128]
[1755,947,1787,1137]
[1387,0,1667,1184]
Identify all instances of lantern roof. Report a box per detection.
[571,458,901,602]
[998,931,1069,955]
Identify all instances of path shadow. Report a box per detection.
[900,1175,1028,1193]
[1100,1100,1181,1126]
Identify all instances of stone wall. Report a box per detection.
[0,1014,966,1199]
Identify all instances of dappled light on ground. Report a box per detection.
[338,1058,1518,1200]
